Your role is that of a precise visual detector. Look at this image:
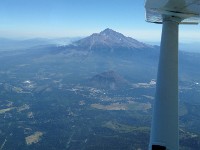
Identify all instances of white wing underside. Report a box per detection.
[145,0,200,24]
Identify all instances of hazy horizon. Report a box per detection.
[1,28,200,53]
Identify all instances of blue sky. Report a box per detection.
[0,0,200,42]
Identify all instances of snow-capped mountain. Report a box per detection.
[72,28,154,50]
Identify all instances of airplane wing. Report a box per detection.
[145,0,200,24]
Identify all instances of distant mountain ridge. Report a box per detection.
[0,37,79,51]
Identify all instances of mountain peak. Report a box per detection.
[90,70,128,89]
[100,28,119,35]
[73,28,153,50]
[101,28,113,32]
[99,28,126,41]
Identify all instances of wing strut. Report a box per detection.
[150,16,181,150]
[145,0,200,149]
